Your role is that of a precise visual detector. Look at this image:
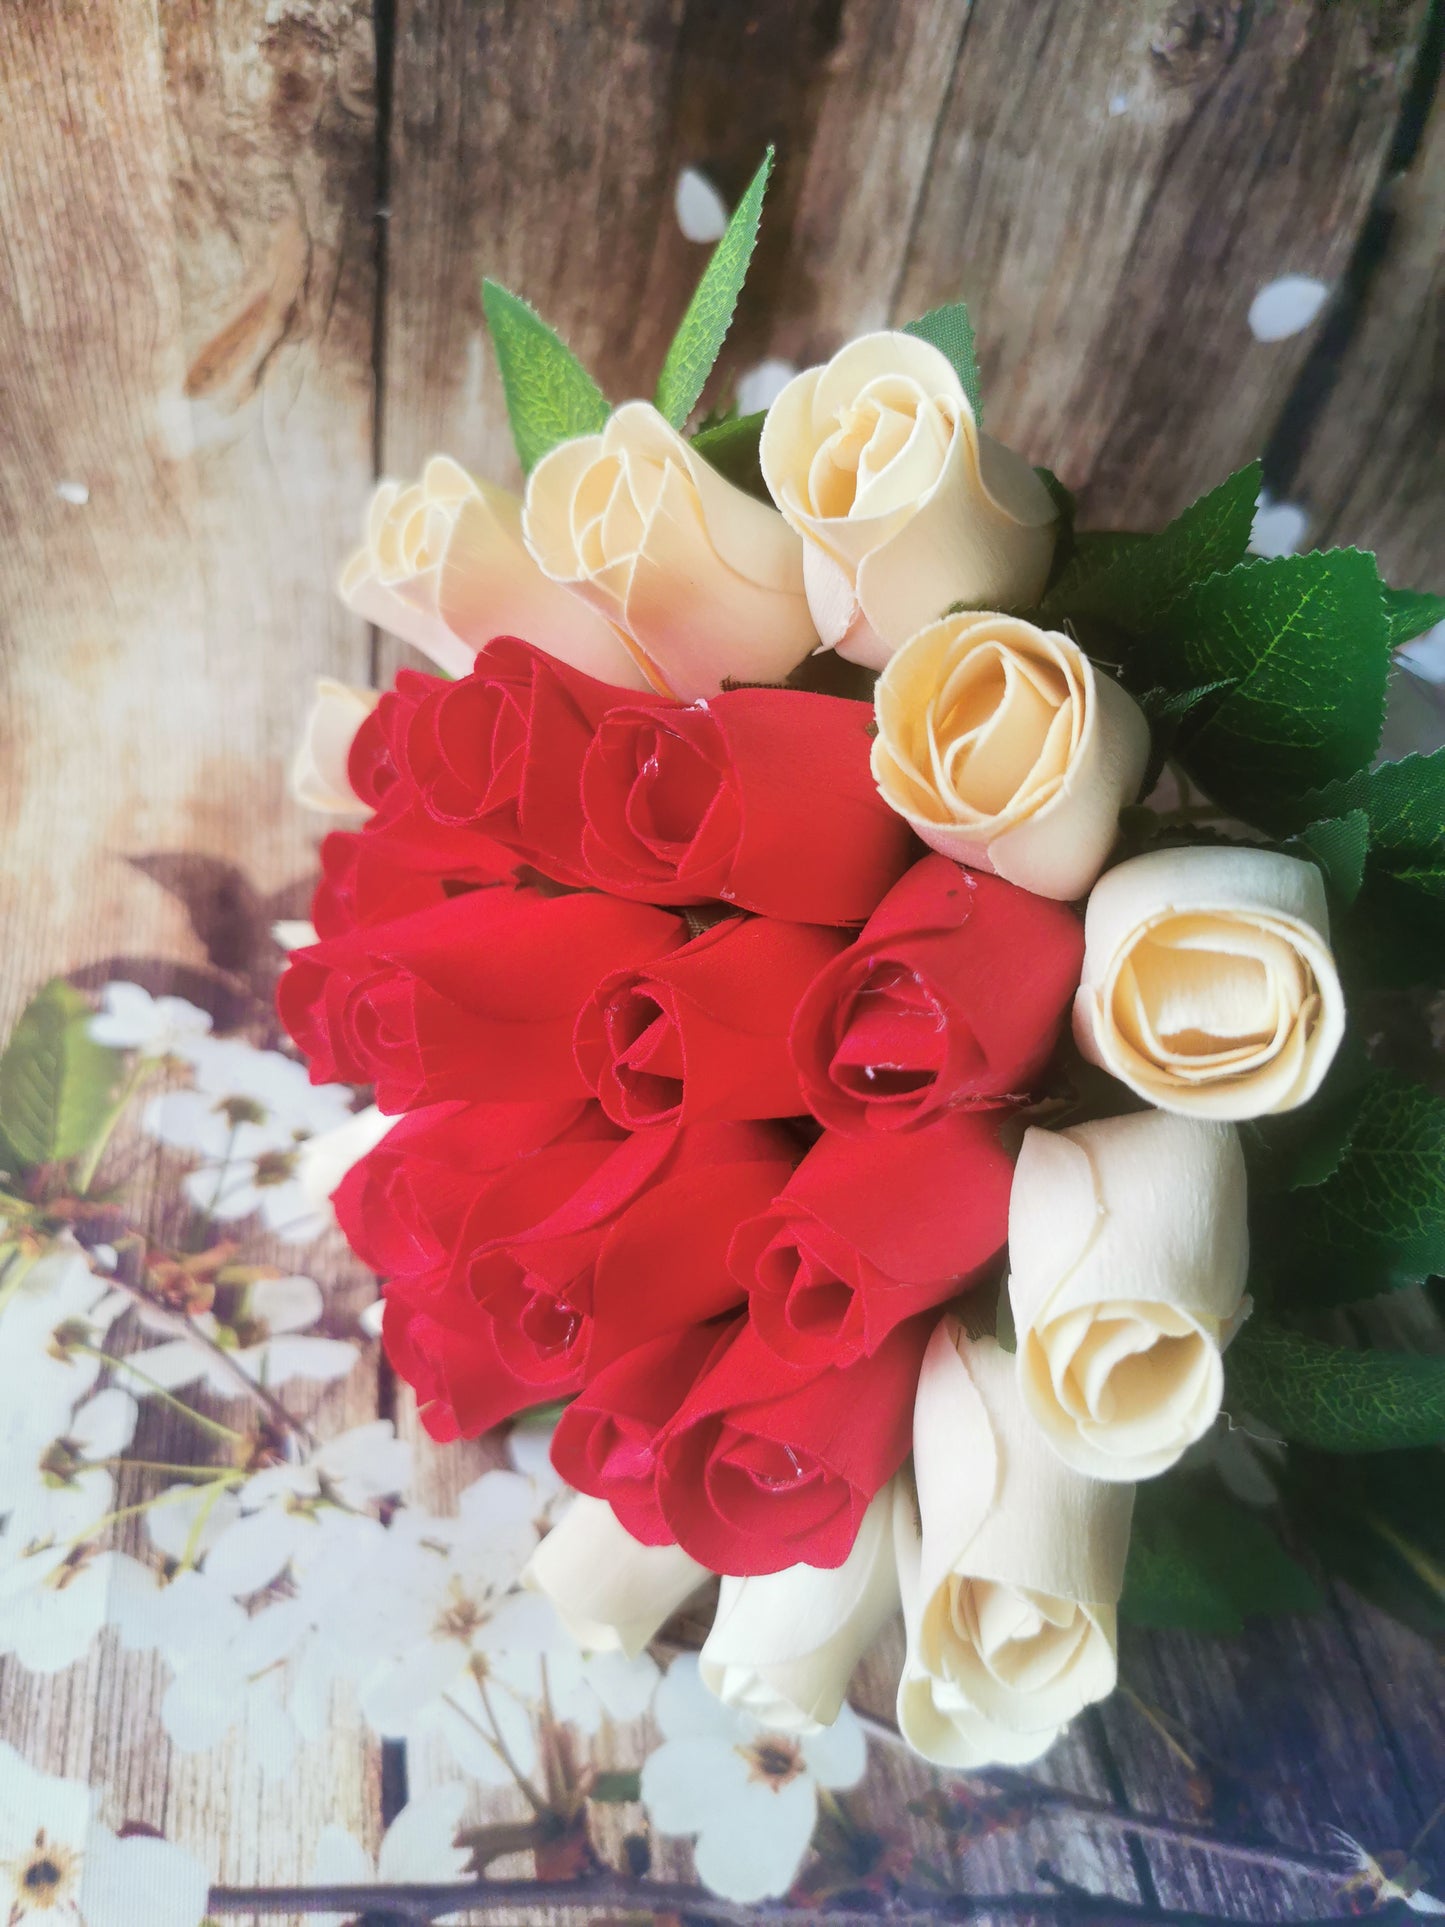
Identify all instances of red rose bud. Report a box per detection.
[333,1098,614,1285]
[578,686,916,923]
[312,802,516,939]
[278,885,684,1109]
[458,1121,797,1407]
[382,1294,561,1442]
[401,637,668,884]
[655,1315,932,1574]
[550,1320,736,1544]
[790,855,1083,1135]
[347,669,440,808]
[574,914,850,1128]
[732,1111,1015,1370]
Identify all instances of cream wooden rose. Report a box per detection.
[1008,1110,1250,1483]
[523,1494,708,1661]
[871,612,1149,899]
[897,1326,1131,1769]
[289,679,378,814]
[759,332,1058,671]
[340,455,643,687]
[700,1479,901,1734]
[1074,846,1346,1118]
[522,402,818,700]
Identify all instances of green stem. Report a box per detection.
[75,1343,246,1444]
[58,1469,246,1548]
[177,1474,233,1571]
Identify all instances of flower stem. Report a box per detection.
[74,1343,246,1445]
[445,1680,548,1816]
[74,1059,153,1195]
[59,1470,246,1547]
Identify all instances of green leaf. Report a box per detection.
[1033,466,1074,524]
[1384,585,1445,649]
[1273,1070,1445,1302]
[481,280,611,473]
[1243,1027,1369,1195]
[1155,548,1390,824]
[690,409,768,498]
[655,149,773,429]
[589,1769,642,1804]
[1227,1324,1445,1451]
[1284,809,1369,906]
[0,981,122,1168]
[1305,749,1445,900]
[1283,1446,1445,1637]
[904,301,983,424]
[1039,462,1260,632]
[1120,1477,1320,1634]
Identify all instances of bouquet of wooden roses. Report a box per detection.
[283,155,1445,1771]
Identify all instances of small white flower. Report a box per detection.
[271,919,320,952]
[88,981,213,1059]
[130,1275,356,1398]
[0,1248,127,1419]
[640,1654,867,1903]
[735,358,798,415]
[0,1387,138,1551]
[1399,619,1445,686]
[0,1742,210,1927]
[144,1481,245,1568]
[0,1546,131,1674]
[185,1037,353,1134]
[202,1423,409,1597]
[309,1784,472,1927]
[1249,493,1309,559]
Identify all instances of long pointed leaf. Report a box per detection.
[481,279,611,473]
[655,149,773,429]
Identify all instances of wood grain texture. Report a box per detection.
[2,0,1443,1917]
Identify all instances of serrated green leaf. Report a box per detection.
[1154,549,1390,824]
[1284,809,1369,906]
[481,280,611,474]
[655,150,773,429]
[690,409,767,498]
[1384,585,1445,649]
[1227,1324,1445,1451]
[1305,749,1445,901]
[0,981,122,1168]
[1120,1477,1320,1634]
[903,302,983,423]
[589,1769,642,1804]
[1283,1446,1445,1637]
[1039,462,1260,632]
[1273,1070,1445,1303]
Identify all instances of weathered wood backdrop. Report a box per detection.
[1,2,1442,1922]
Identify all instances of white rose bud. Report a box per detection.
[1074,845,1346,1118]
[898,1326,1131,1769]
[872,612,1149,900]
[760,331,1058,671]
[1008,1110,1250,1483]
[524,1495,709,1660]
[289,679,379,814]
[699,1479,902,1734]
[523,402,818,701]
[296,1104,401,1222]
[340,455,643,687]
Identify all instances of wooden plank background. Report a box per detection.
[1,1,1442,1921]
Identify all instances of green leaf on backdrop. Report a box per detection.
[0,980,122,1168]
[1120,1477,1320,1634]
[655,148,774,429]
[1038,461,1260,632]
[904,301,984,424]
[1282,1446,1445,1638]
[1269,1070,1445,1304]
[481,279,611,474]
[1152,548,1390,825]
[690,408,768,497]
[1283,809,1370,906]
[1384,585,1445,649]
[1304,748,1445,900]
[1227,1324,1445,1452]
[589,1769,642,1804]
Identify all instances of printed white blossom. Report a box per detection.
[0,1387,138,1550]
[640,1653,866,1903]
[88,981,213,1059]
[310,1784,472,1927]
[0,1547,133,1674]
[144,1481,245,1567]
[0,1247,126,1420]
[201,1423,410,1597]
[130,1275,356,1399]
[0,1742,209,1927]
